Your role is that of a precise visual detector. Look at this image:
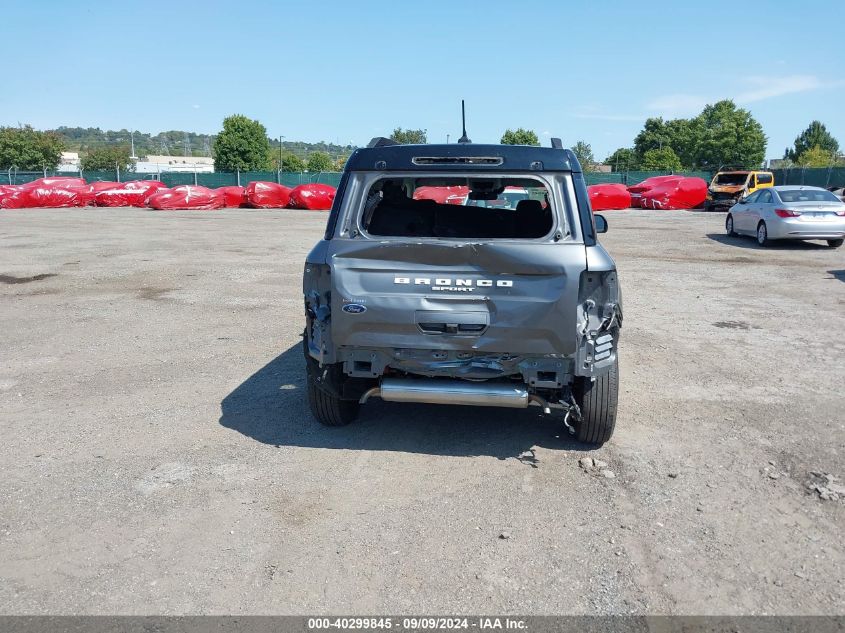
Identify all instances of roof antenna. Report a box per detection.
[457,100,471,144]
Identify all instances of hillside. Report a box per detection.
[51,127,354,159]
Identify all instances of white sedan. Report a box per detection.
[726,186,845,248]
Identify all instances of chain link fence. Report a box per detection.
[770,167,845,188]
[3,169,344,188]
[9,167,843,190]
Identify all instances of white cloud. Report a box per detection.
[735,75,822,104]
[645,75,829,118]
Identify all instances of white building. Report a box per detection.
[135,155,215,174]
[57,151,81,173]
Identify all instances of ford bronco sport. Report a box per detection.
[303,137,622,445]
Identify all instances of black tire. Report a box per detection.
[725,214,737,236]
[307,370,359,426]
[756,221,770,247]
[303,329,360,426]
[574,357,619,446]
[828,239,843,248]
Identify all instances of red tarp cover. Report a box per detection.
[627,175,683,208]
[147,186,224,210]
[95,188,155,207]
[245,181,292,208]
[626,175,683,194]
[288,183,336,210]
[22,177,87,190]
[587,183,632,211]
[413,186,470,205]
[0,185,21,207]
[122,180,167,194]
[640,177,708,210]
[215,186,248,208]
[0,184,95,209]
[89,181,122,193]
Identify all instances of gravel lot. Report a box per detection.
[0,207,843,615]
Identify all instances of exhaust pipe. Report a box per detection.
[360,377,550,412]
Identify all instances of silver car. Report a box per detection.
[726,186,845,248]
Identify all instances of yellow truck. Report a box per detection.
[704,169,774,212]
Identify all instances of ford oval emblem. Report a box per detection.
[342,303,367,314]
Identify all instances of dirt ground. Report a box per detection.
[0,207,843,615]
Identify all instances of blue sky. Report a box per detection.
[2,0,843,160]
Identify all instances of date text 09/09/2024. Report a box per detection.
[307,617,527,630]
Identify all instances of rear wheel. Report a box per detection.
[574,357,619,446]
[828,239,843,248]
[303,332,359,426]
[726,214,736,236]
[756,221,770,247]
[307,373,359,426]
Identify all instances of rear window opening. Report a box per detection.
[362,177,554,239]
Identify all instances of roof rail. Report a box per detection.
[367,137,399,148]
[550,137,563,149]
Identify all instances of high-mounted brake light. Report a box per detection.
[775,208,800,218]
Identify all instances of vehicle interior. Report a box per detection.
[363,177,554,239]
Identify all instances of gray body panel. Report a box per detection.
[303,146,621,393]
[328,239,586,356]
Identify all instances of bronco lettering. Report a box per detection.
[394,277,513,288]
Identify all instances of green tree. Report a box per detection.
[0,125,64,170]
[640,147,682,171]
[333,155,349,171]
[500,128,540,146]
[786,121,839,162]
[633,117,700,168]
[213,115,271,171]
[81,145,134,172]
[391,128,427,144]
[795,145,839,167]
[306,151,333,172]
[605,147,637,171]
[633,118,672,158]
[270,150,306,172]
[663,118,701,168]
[695,100,766,170]
[571,140,595,171]
[281,153,306,172]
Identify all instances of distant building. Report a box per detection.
[57,151,80,173]
[135,155,215,174]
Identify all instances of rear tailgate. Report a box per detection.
[328,240,585,356]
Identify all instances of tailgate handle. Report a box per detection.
[419,322,486,334]
[415,310,489,335]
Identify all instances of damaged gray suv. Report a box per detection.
[303,138,622,445]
